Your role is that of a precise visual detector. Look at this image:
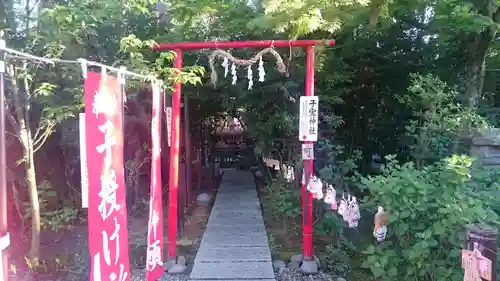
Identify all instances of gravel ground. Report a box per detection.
[9,269,189,281]
[276,268,344,281]
[130,270,189,281]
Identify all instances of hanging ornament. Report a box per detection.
[247,65,253,90]
[324,185,337,210]
[338,193,348,219]
[231,63,237,85]
[222,57,229,78]
[461,242,493,281]
[373,206,388,242]
[258,56,265,82]
[347,196,360,228]
[208,48,286,87]
[306,176,323,199]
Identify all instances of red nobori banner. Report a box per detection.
[85,72,131,281]
[146,83,164,280]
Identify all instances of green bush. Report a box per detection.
[264,181,301,220]
[360,155,499,281]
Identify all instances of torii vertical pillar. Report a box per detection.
[167,49,182,260]
[300,44,317,274]
[155,40,335,266]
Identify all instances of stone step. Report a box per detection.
[195,246,272,262]
[190,261,275,280]
[210,211,262,219]
[206,218,265,227]
[200,232,269,247]
[212,204,262,213]
[214,194,259,199]
[204,224,266,233]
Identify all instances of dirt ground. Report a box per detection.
[7,185,217,281]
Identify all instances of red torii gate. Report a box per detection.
[153,39,335,264]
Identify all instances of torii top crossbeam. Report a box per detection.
[153,39,335,50]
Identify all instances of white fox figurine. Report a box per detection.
[324,185,337,210]
[373,206,388,242]
[306,176,323,199]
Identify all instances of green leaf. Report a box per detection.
[371,266,385,278]
[363,245,376,255]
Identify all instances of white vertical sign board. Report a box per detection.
[302,143,314,160]
[166,107,172,147]
[299,96,319,142]
[79,113,88,208]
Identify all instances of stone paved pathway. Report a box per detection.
[189,170,276,281]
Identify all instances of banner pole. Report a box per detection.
[0,37,9,281]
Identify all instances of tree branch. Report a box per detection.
[6,130,19,141]
[494,6,500,23]
[4,104,20,136]
[32,121,45,144]
[33,121,55,153]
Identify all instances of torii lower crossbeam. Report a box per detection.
[154,39,335,266]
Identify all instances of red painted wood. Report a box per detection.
[302,45,315,259]
[154,40,335,50]
[167,50,182,259]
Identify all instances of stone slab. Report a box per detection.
[217,192,258,196]
[218,184,255,188]
[206,216,265,223]
[211,206,262,212]
[203,225,266,234]
[219,184,255,189]
[210,208,261,214]
[217,188,256,192]
[189,261,275,279]
[210,211,262,220]
[219,187,256,190]
[207,218,265,227]
[212,200,260,206]
[195,247,272,262]
[215,194,259,200]
[218,188,256,193]
[203,228,267,237]
[201,233,269,246]
[204,224,266,233]
[215,193,258,199]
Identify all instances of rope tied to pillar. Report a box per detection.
[208,48,287,86]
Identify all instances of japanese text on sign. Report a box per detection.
[166,107,172,147]
[146,210,163,271]
[299,96,319,142]
[302,143,314,160]
[146,83,164,281]
[85,72,130,281]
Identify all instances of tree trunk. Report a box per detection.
[25,147,41,263]
[465,59,485,109]
[465,3,499,108]
[9,65,42,264]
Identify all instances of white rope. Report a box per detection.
[0,39,163,86]
[0,39,54,65]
